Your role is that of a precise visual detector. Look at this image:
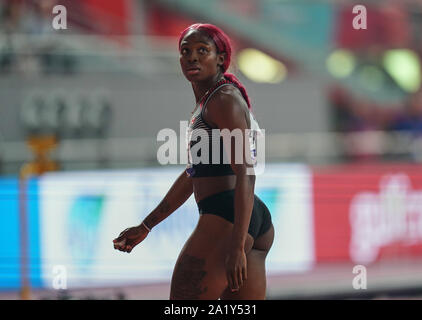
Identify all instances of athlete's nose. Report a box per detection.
[188,51,199,63]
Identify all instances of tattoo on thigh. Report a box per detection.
[171,254,208,299]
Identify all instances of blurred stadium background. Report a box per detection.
[1,0,422,300]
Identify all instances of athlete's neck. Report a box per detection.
[192,74,225,104]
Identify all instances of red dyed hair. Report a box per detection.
[178,23,252,110]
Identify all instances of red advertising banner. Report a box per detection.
[313,164,422,264]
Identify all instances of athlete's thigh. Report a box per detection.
[220,225,274,300]
[170,214,233,300]
[219,248,267,300]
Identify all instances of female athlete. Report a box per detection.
[113,23,274,300]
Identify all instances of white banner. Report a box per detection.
[255,163,314,274]
[39,164,314,289]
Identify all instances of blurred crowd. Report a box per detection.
[1,0,422,162]
[0,0,58,35]
[0,0,74,74]
[329,86,422,162]
[328,2,422,162]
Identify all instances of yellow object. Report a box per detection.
[20,135,59,300]
[237,48,287,83]
[383,49,421,93]
[326,49,356,78]
[22,135,59,177]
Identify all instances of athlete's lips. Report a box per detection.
[186,66,201,71]
[186,66,201,75]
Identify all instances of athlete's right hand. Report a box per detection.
[113,224,149,253]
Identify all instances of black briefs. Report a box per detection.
[197,189,272,240]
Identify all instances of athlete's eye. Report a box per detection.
[180,48,189,55]
[198,47,208,54]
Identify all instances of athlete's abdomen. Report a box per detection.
[192,175,236,203]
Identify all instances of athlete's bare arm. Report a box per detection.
[206,86,256,291]
[113,169,193,253]
[144,170,193,229]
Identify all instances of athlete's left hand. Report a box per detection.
[225,248,247,292]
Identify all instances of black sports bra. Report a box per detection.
[185,79,261,178]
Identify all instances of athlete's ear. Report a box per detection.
[217,52,226,69]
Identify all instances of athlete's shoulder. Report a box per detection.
[204,84,249,129]
[207,83,247,114]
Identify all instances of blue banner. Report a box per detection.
[0,177,42,290]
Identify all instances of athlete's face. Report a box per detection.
[179,30,225,82]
